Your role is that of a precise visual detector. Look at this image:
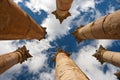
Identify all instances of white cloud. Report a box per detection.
[0,41,16,54]
[72,0,95,11]
[95,40,114,48]
[39,69,55,80]
[13,0,23,4]
[25,40,51,55]
[25,0,56,13]
[26,55,47,73]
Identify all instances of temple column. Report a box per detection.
[0,0,46,40]
[0,46,32,74]
[72,10,120,43]
[93,45,120,67]
[54,49,89,80]
[52,0,73,23]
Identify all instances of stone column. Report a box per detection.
[93,45,120,67]
[0,46,32,74]
[0,0,46,40]
[52,0,73,23]
[54,48,89,80]
[114,71,120,80]
[72,10,120,43]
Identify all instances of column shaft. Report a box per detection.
[0,52,19,74]
[0,0,46,40]
[55,49,89,80]
[102,51,120,67]
[72,10,120,43]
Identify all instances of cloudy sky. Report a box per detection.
[0,0,120,80]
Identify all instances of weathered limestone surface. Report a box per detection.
[0,0,46,40]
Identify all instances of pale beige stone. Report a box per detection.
[54,49,89,80]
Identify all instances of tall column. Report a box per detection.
[0,46,32,74]
[114,71,120,80]
[72,10,120,43]
[54,48,89,80]
[52,0,73,23]
[93,45,120,67]
[0,0,46,40]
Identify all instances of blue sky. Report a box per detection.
[0,0,120,80]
